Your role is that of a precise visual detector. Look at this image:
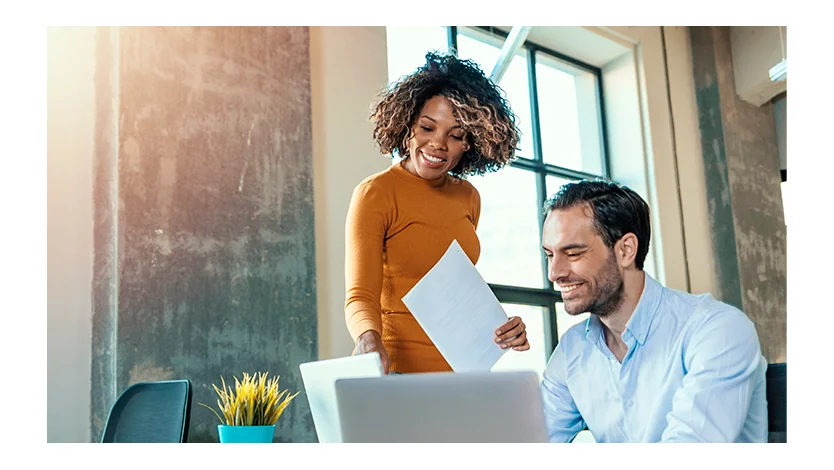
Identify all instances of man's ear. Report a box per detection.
[616,233,639,268]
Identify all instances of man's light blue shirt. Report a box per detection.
[540,273,768,443]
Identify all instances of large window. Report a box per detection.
[386,26,610,378]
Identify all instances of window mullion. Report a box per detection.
[527,46,544,165]
[527,47,551,295]
[597,70,611,178]
[527,45,559,358]
[447,26,457,55]
[547,303,559,355]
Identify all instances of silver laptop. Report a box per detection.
[334,370,548,443]
[299,353,384,443]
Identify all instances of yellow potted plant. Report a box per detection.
[199,371,300,443]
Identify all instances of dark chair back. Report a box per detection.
[766,363,786,442]
[101,379,192,443]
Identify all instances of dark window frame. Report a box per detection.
[446,26,611,356]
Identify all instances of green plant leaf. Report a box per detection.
[204,371,300,427]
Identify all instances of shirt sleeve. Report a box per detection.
[660,304,766,442]
[540,342,587,443]
[471,184,481,230]
[344,181,389,341]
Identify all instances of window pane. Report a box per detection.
[386,27,449,84]
[545,175,573,201]
[457,28,533,159]
[491,303,548,379]
[471,166,544,288]
[536,53,604,175]
[555,302,589,341]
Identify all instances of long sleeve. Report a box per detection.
[471,184,481,230]
[344,181,389,341]
[540,343,586,443]
[660,305,766,442]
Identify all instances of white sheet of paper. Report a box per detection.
[402,239,508,372]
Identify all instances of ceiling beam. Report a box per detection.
[490,26,532,84]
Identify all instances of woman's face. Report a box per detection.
[403,95,469,180]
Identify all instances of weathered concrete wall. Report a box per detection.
[689,27,786,363]
[91,26,317,442]
[90,26,120,441]
[689,27,745,313]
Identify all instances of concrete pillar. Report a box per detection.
[688,26,786,362]
[90,26,317,442]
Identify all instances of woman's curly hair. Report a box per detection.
[370,51,521,178]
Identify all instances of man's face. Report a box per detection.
[542,205,624,317]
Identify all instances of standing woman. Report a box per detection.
[345,51,529,374]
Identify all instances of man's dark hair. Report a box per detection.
[543,179,651,270]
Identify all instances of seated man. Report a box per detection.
[539,179,767,443]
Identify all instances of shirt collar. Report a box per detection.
[583,272,663,346]
[624,272,663,346]
[584,314,602,347]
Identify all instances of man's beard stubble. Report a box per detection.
[567,250,625,318]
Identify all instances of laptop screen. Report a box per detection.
[334,370,547,443]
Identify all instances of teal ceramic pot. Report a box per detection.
[217,425,275,443]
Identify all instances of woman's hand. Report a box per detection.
[494,316,530,351]
[353,329,391,374]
